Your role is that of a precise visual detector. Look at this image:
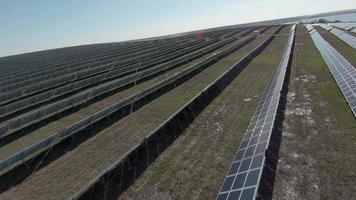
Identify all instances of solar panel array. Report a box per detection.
[0,31,247,138]
[0,38,198,93]
[307,25,356,117]
[0,38,180,78]
[68,26,281,200]
[0,34,258,174]
[0,34,222,102]
[306,24,315,32]
[318,24,356,49]
[0,38,217,115]
[0,27,239,86]
[1,26,270,193]
[329,23,356,33]
[0,28,235,76]
[216,25,296,200]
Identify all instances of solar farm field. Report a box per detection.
[0,22,355,200]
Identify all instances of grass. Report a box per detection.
[120,28,289,200]
[0,26,283,200]
[273,25,356,200]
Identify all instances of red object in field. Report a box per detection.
[193,32,204,40]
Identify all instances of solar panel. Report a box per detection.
[318,24,356,49]
[305,24,314,32]
[351,28,356,34]
[330,23,356,32]
[308,25,356,117]
[0,33,247,138]
[319,24,333,31]
[216,25,296,200]
[0,34,257,175]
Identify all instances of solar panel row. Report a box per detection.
[0,39,173,80]
[329,23,356,33]
[0,28,235,85]
[0,27,232,79]
[319,24,333,31]
[305,24,314,32]
[318,24,356,49]
[0,29,248,107]
[216,25,296,200]
[0,27,243,86]
[0,38,214,105]
[0,38,196,92]
[308,25,356,117]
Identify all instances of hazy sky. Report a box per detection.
[0,0,355,57]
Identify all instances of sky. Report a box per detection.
[0,0,355,57]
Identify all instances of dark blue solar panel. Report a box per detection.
[232,172,247,190]
[240,188,256,200]
[228,191,241,200]
[250,154,264,169]
[217,193,229,200]
[228,161,241,176]
[221,176,235,192]
[244,169,260,187]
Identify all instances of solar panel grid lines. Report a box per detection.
[216,25,296,200]
[315,36,356,112]
[308,28,356,116]
[318,24,356,49]
[0,34,257,175]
